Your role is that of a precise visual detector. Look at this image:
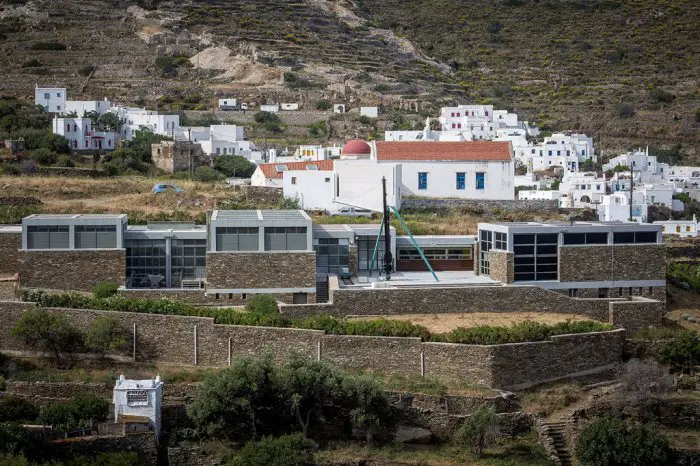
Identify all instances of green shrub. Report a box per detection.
[30,148,56,165]
[656,331,700,373]
[435,321,613,345]
[38,394,109,431]
[85,316,129,357]
[193,166,225,182]
[213,156,256,178]
[30,42,66,50]
[93,282,119,298]
[614,103,635,118]
[0,424,32,455]
[78,65,95,77]
[454,406,497,456]
[575,417,672,466]
[245,295,279,315]
[229,434,316,466]
[20,59,42,68]
[0,397,39,423]
[12,310,84,365]
[254,111,281,124]
[315,100,331,110]
[55,155,75,167]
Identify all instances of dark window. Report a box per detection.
[598,288,609,298]
[26,226,69,249]
[418,172,428,190]
[75,225,117,249]
[479,230,493,275]
[264,227,307,251]
[314,237,350,275]
[494,232,507,250]
[613,232,635,244]
[476,172,485,190]
[568,289,578,298]
[456,172,466,190]
[171,239,206,287]
[125,238,166,288]
[514,232,558,282]
[614,231,658,244]
[216,227,259,251]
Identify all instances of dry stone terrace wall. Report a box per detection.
[401,198,560,213]
[609,298,665,331]
[19,250,126,292]
[0,232,21,275]
[0,301,626,389]
[117,289,312,306]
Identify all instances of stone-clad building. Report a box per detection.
[477,221,665,300]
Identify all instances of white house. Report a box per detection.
[521,133,596,173]
[260,104,279,113]
[439,105,532,140]
[597,192,647,222]
[52,117,116,151]
[559,172,607,208]
[518,190,564,202]
[360,107,379,118]
[283,170,336,211]
[64,98,112,117]
[654,215,699,238]
[369,140,514,200]
[251,159,334,187]
[35,86,66,113]
[112,107,180,140]
[113,375,164,439]
[334,158,402,211]
[292,145,340,160]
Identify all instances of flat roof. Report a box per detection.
[478,221,662,233]
[24,214,127,220]
[396,235,475,247]
[211,210,310,222]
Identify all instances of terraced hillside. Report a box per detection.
[0,0,697,158]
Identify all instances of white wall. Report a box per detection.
[251,167,281,187]
[53,117,116,150]
[360,107,378,118]
[35,88,66,113]
[283,171,336,211]
[260,104,279,113]
[281,103,299,111]
[65,100,111,116]
[378,160,514,200]
[334,160,402,211]
[518,190,563,201]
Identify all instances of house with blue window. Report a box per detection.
[372,141,515,200]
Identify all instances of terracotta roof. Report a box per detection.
[258,159,334,179]
[375,141,512,162]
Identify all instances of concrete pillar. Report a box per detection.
[193,325,198,365]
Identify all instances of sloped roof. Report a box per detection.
[257,160,334,179]
[375,141,512,162]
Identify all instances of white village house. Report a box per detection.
[52,117,116,151]
[654,215,700,238]
[113,374,164,439]
[252,159,334,188]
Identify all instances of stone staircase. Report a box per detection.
[542,418,572,466]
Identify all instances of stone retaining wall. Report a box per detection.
[401,198,559,213]
[0,301,626,389]
[206,251,316,291]
[0,231,21,275]
[559,244,665,282]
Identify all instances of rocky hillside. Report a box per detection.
[0,0,697,158]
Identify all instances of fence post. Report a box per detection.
[132,323,137,362]
[228,337,232,367]
[420,351,425,377]
[317,340,322,362]
[194,325,198,365]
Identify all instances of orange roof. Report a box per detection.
[375,141,512,162]
[258,160,334,179]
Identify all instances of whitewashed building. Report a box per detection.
[597,192,647,222]
[439,105,533,140]
[360,107,379,118]
[518,190,564,202]
[111,107,180,141]
[35,86,66,113]
[334,158,402,211]
[281,103,299,111]
[559,172,607,208]
[64,98,112,117]
[654,215,699,238]
[283,170,336,211]
[52,117,116,151]
[291,145,341,160]
[252,160,334,188]
[260,104,279,113]
[520,133,595,173]
[113,375,164,439]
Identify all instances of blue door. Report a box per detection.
[418,172,428,190]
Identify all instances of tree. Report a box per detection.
[12,310,84,365]
[454,406,498,456]
[344,375,394,446]
[277,356,346,438]
[85,316,129,358]
[30,148,56,165]
[0,424,32,455]
[613,164,630,173]
[614,359,673,411]
[575,417,672,466]
[657,331,700,373]
[228,434,315,466]
[315,100,331,111]
[38,394,109,431]
[97,112,120,132]
[245,295,279,315]
[187,357,280,440]
[0,396,39,423]
[254,112,281,124]
[193,166,224,182]
[213,156,256,178]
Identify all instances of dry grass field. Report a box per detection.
[349,312,596,333]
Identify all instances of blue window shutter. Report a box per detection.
[476,172,485,190]
[456,172,465,189]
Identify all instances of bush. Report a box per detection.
[575,417,672,466]
[38,394,109,431]
[254,111,281,124]
[85,316,129,357]
[614,103,635,118]
[0,397,39,423]
[12,310,84,365]
[434,321,613,345]
[55,155,75,167]
[193,166,225,182]
[30,42,66,50]
[93,282,119,298]
[0,424,32,455]
[315,100,331,110]
[213,156,256,178]
[454,406,497,456]
[20,59,42,68]
[30,148,56,165]
[656,331,700,373]
[650,87,674,104]
[78,65,95,77]
[245,295,279,315]
[229,434,315,466]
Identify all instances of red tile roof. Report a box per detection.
[258,159,334,179]
[375,141,512,162]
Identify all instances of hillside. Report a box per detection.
[0,0,697,158]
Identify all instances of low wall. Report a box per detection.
[0,231,21,275]
[609,298,665,331]
[45,433,156,465]
[401,199,559,213]
[0,301,626,389]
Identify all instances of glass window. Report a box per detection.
[26,226,69,249]
[314,237,350,275]
[418,172,428,190]
[456,172,465,190]
[126,239,166,288]
[494,232,507,250]
[216,227,259,251]
[171,239,207,287]
[479,230,493,275]
[264,227,307,251]
[514,232,559,282]
[75,225,117,249]
[475,172,485,190]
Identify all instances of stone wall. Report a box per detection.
[401,198,559,213]
[559,244,665,282]
[45,433,157,465]
[19,250,125,292]
[488,250,514,284]
[117,288,312,306]
[151,140,207,173]
[0,231,21,275]
[0,301,627,389]
[609,298,665,331]
[237,185,283,203]
[206,251,316,290]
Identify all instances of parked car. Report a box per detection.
[328,206,373,218]
[152,183,184,194]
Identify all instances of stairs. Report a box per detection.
[543,419,572,466]
[315,276,329,303]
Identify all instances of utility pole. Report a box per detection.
[381,176,392,280]
[188,128,193,180]
[629,162,635,222]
